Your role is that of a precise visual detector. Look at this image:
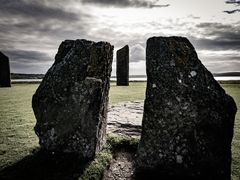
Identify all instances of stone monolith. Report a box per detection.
[117,45,129,86]
[32,39,113,159]
[0,52,11,87]
[137,36,237,179]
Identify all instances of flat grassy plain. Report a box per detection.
[0,82,239,179]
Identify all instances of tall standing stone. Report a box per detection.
[32,39,113,159]
[117,45,129,86]
[137,36,237,179]
[0,52,11,87]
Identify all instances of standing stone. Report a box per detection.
[0,52,11,87]
[117,45,129,86]
[32,39,113,159]
[137,36,237,179]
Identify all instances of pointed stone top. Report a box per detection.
[0,51,9,60]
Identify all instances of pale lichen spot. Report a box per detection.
[159,153,163,158]
[170,59,175,66]
[49,128,55,141]
[152,84,157,88]
[190,71,197,77]
[176,97,181,102]
[176,155,183,164]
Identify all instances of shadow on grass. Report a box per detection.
[133,166,231,180]
[0,148,89,180]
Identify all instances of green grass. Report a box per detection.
[109,82,146,104]
[0,84,39,170]
[80,149,112,180]
[106,133,139,151]
[0,82,239,179]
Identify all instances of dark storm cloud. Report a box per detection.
[0,0,92,73]
[0,0,79,21]
[0,0,91,48]
[0,0,98,73]
[2,50,51,63]
[192,38,240,50]
[224,0,240,14]
[81,0,170,8]
[196,23,232,29]
[225,0,240,5]
[223,9,240,13]
[191,22,240,51]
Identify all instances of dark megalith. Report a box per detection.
[32,39,113,159]
[137,36,237,179]
[116,45,129,86]
[0,51,11,87]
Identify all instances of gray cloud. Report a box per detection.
[0,0,91,43]
[223,9,240,13]
[0,0,79,21]
[191,22,240,51]
[10,60,52,74]
[225,0,240,14]
[2,50,51,63]
[187,15,201,19]
[130,44,145,62]
[1,50,53,74]
[191,37,240,51]
[195,23,232,29]
[81,0,170,8]
[0,0,93,73]
[0,0,239,74]
[225,0,240,5]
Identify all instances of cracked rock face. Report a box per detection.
[32,39,113,159]
[137,36,237,179]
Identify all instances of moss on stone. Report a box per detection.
[107,134,140,151]
[80,150,112,180]
[79,134,140,180]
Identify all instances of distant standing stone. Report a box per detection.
[32,39,113,159]
[137,36,237,179]
[0,51,11,87]
[117,45,129,86]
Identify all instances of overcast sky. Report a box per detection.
[0,0,240,75]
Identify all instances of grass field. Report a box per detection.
[0,82,239,179]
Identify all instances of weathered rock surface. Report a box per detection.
[107,101,143,137]
[117,45,129,86]
[0,52,11,87]
[32,39,113,159]
[137,36,237,179]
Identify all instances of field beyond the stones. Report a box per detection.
[0,82,239,179]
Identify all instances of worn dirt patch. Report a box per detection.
[104,101,144,180]
[103,149,136,180]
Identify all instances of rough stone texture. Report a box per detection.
[117,45,129,86]
[0,52,11,87]
[137,36,237,179]
[32,39,113,159]
[107,101,143,137]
